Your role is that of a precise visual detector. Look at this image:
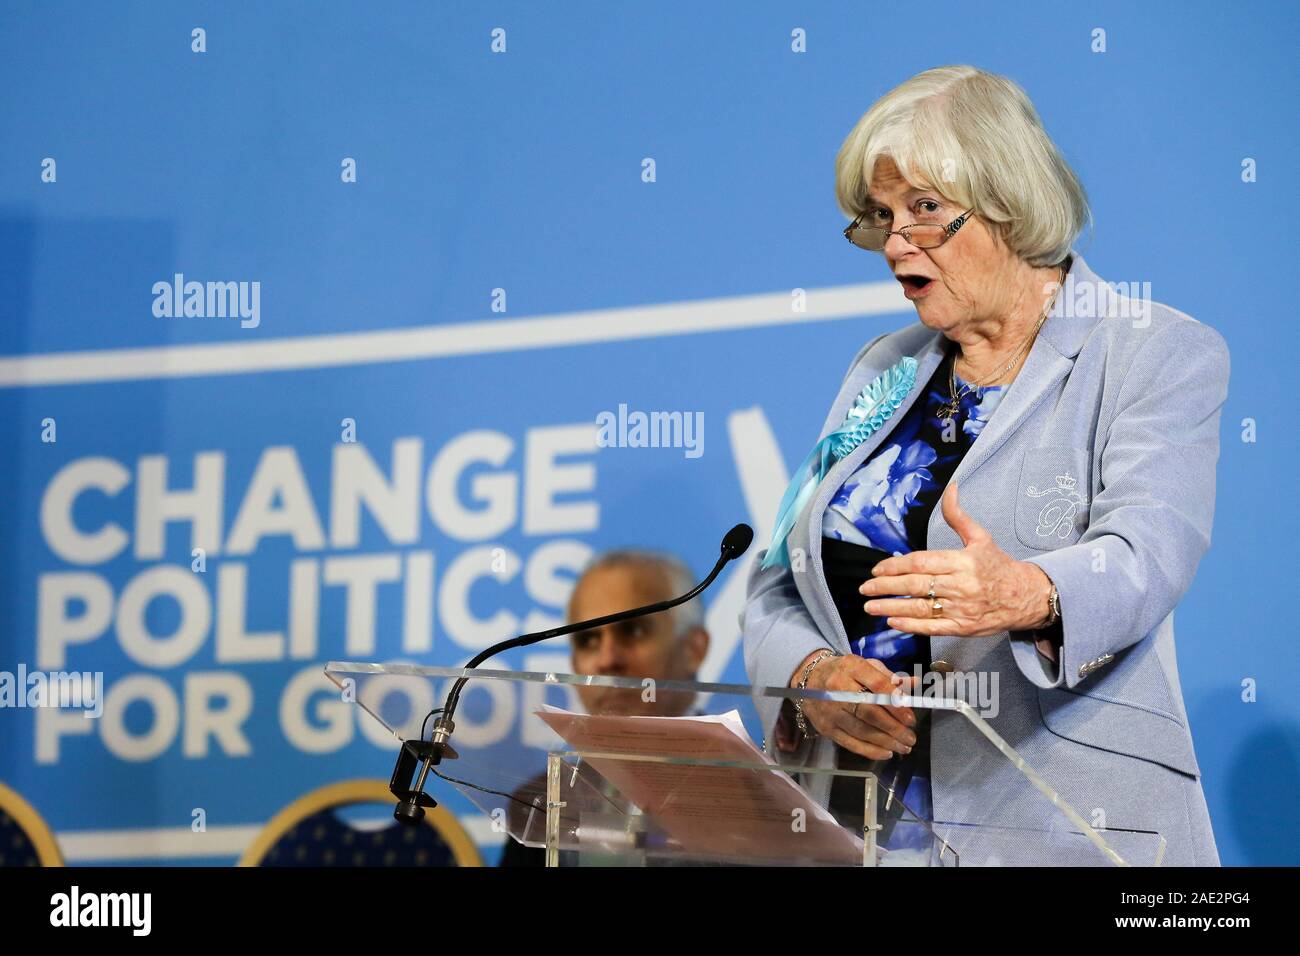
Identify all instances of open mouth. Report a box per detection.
[898,275,933,290]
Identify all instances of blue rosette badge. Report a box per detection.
[760,356,919,569]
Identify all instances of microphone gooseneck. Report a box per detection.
[390,524,753,823]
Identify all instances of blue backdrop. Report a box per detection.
[1,0,1296,866]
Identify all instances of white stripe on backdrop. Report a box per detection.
[0,281,908,386]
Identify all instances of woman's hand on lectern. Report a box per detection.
[793,653,918,760]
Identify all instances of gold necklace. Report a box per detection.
[936,266,1066,420]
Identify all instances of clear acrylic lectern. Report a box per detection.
[324,663,1167,867]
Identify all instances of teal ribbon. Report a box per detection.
[760,356,919,570]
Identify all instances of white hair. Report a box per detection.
[835,65,1091,267]
[576,549,704,636]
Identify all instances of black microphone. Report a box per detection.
[390,523,754,823]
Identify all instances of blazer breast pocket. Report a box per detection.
[1014,445,1092,551]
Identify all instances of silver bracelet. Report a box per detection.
[793,650,839,738]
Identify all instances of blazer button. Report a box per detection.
[930,660,955,674]
[1077,653,1115,678]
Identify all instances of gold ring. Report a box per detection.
[930,599,944,619]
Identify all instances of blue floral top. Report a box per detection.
[820,345,1006,858]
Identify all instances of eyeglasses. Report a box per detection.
[843,207,976,252]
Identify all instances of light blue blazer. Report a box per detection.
[741,252,1229,866]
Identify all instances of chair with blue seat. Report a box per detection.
[239,779,482,867]
[0,782,65,867]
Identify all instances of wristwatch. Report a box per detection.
[1044,581,1061,627]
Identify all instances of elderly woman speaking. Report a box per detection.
[742,66,1228,866]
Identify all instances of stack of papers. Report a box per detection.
[537,705,866,865]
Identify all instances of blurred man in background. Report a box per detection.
[499,549,709,865]
[566,549,709,718]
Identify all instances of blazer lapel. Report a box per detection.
[790,330,947,650]
[819,332,948,497]
[942,336,1074,494]
[936,250,1103,503]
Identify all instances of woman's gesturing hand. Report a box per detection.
[792,653,918,761]
[859,482,1054,637]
